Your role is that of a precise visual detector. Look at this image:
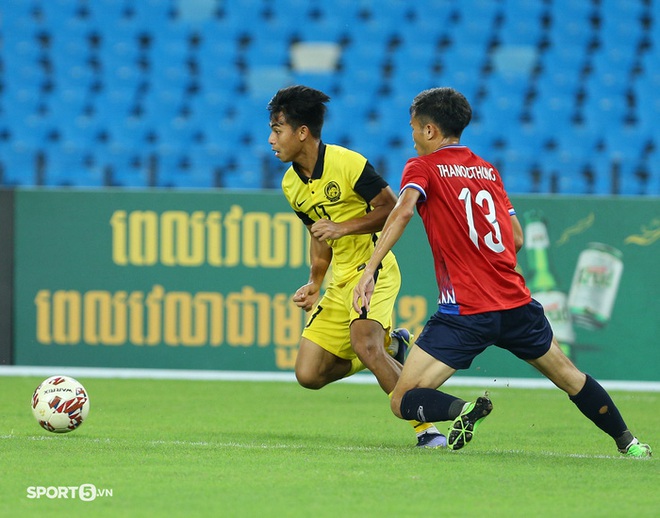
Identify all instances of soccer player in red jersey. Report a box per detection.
[353,87,651,457]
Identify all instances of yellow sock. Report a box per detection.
[412,421,436,434]
[388,392,438,435]
[344,357,366,378]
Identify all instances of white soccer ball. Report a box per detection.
[31,376,90,433]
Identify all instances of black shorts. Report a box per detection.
[415,299,553,370]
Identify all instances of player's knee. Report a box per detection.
[295,364,334,390]
[390,392,404,419]
[353,340,385,364]
[295,369,326,390]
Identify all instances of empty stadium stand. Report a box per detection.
[0,0,658,194]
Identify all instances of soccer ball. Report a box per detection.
[31,376,90,433]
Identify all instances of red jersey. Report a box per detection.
[400,145,530,315]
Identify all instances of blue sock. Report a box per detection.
[569,374,628,440]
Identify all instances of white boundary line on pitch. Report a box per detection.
[1,365,658,392]
[0,434,629,460]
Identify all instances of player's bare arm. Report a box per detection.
[309,186,397,241]
[353,188,420,313]
[293,227,332,311]
[511,214,524,252]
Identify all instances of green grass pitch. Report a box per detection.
[1,376,658,517]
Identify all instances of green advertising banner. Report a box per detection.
[507,196,660,381]
[12,190,660,381]
[13,190,432,374]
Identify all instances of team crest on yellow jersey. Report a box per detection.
[324,181,341,202]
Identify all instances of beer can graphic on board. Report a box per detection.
[568,243,623,329]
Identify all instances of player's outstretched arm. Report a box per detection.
[353,188,420,313]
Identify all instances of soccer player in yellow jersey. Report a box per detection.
[268,85,445,448]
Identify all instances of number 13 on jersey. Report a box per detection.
[458,187,505,253]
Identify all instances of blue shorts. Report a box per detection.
[415,299,553,370]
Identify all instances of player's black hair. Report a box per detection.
[267,85,330,138]
[410,87,472,138]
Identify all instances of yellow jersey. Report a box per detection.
[281,143,396,283]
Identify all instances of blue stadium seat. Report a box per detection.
[588,154,615,195]
[603,126,647,163]
[34,0,77,28]
[155,149,213,188]
[2,38,43,88]
[87,90,134,134]
[109,160,141,188]
[498,150,537,195]
[382,147,413,188]
[8,109,61,149]
[635,56,660,131]
[417,3,470,37]
[338,53,384,101]
[554,127,602,167]
[249,67,293,102]
[90,0,127,21]
[600,2,644,47]
[221,153,264,190]
[498,14,543,47]
[0,145,37,186]
[288,8,351,43]
[42,144,104,187]
[99,147,150,187]
[129,0,177,30]
[556,169,593,195]
[244,34,290,69]
[528,81,574,129]
[550,4,594,46]
[580,88,628,133]
[615,160,651,196]
[103,116,151,151]
[153,116,205,154]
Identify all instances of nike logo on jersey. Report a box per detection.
[296,200,307,207]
